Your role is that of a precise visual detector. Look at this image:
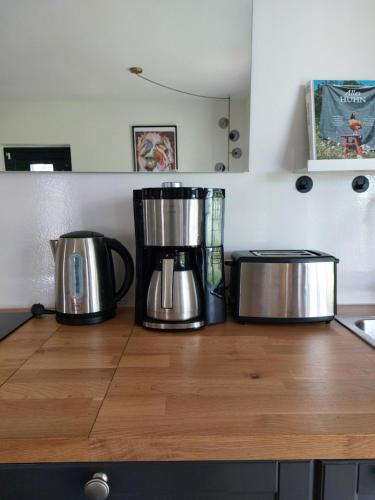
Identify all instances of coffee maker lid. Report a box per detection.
[60,230,104,238]
[139,184,204,200]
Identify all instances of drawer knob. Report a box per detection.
[84,472,110,500]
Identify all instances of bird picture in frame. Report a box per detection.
[132,125,178,172]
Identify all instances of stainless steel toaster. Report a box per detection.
[229,250,339,323]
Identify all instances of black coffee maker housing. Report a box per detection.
[133,182,226,330]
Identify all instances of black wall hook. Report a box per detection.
[352,175,369,193]
[296,176,313,193]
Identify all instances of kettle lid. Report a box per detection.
[60,230,104,238]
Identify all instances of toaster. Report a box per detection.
[229,250,339,323]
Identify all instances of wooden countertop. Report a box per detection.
[1,306,375,463]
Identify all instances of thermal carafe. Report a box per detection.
[146,250,201,321]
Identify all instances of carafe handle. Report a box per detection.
[161,258,174,309]
[105,238,134,303]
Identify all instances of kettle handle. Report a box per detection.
[105,238,134,303]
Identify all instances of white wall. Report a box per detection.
[1,0,375,307]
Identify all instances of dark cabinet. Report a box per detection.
[321,461,375,499]
[0,461,314,500]
[4,459,375,499]
[279,462,314,500]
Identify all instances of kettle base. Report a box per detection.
[56,308,116,326]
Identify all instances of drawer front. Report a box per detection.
[322,461,375,500]
[0,461,313,500]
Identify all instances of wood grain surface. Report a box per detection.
[1,306,375,462]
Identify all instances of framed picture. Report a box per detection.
[132,125,178,172]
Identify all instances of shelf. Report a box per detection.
[302,159,375,173]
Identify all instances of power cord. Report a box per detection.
[30,303,56,317]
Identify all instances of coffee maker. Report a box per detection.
[133,182,225,330]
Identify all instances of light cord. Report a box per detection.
[134,73,230,101]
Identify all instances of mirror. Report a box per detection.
[0,0,252,173]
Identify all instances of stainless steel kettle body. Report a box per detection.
[146,252,201,322]
[50,230,134,325]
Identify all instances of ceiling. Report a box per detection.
[0,0,252,100]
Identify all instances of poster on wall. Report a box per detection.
[132,125,178,172]
[306,80,375,160]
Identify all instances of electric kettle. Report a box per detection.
[146,250,201,322]
[50,230,134,325]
